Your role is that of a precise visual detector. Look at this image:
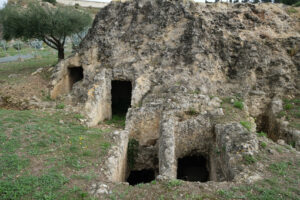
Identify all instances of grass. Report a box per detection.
[185,107,199,116]
[56,103,65,109]
[257,131,267,137]
[260,141,267,149]
[167,179,182,188]
[218,158,300,200]
[281,98,300,130]
[233,100,244,110]
[0,47,34,58]
[287,7,298,14]
[0,109,112,199]
[240,121,252,131]
[0,52,58,84]
[104,114,126,128]
[243,154,256,165]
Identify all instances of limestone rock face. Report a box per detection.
[50,0,299,182]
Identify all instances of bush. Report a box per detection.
[12,41,24,50]
[42,0,56,5]
[294,1,300,6]
[280,0,299,5]
[30,40,43,49]
[71,28,89,52]
[0,40,9,51]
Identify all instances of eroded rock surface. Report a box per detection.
[50,0,300,184]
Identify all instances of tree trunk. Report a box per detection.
[58,46,64,60]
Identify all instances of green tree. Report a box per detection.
[0,3,92,60]
[280,0,299,5]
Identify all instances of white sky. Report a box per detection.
[0,0,7,9]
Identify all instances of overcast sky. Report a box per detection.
[0,0,7,9]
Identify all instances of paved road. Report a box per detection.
[0,54,34,64]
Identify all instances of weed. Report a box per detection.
[284,103,294,110]
[105,114,126,128]
[233,101,244,110]
[127,139,139,169]
[257,131,267,137]
[269,162,291,176]
[167,179,182,188]
[185,107,199,116]
[243,154,256,165]
[287,7,298,14]
[74,113,84,120]
[56,103,65,109]
[260,141,267,149]
[240,121,251,131]
[101,142,111,154]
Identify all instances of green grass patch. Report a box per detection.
[233,100,244,110]
[0,109,111,199]
[167,179,182,188]
[260,141,267,149]
[56,103,65,109]
[240,121,252,131]
[218,158,300,200]
[257,131,267,137]
[105,114,126,128]
[243,154,256,165]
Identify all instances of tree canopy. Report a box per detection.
[0,3,92,59]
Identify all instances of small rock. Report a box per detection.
[8,74,18,78]
[277,139,285,145]
[209,108,224,116]
[230,99,235,103]
[59,120,64,124]
[31,68,43,76]
[96,184,109,195]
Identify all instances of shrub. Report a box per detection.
[30,40,43,49]
[280,0,298,5]
[233,100,244,110]
[240,121,251,131]
[0,40,9,51]
[294,1,300,6]
[12,41,24,50]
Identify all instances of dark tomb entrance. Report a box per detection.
[177,155,209,182]
[111,81,132,115]
[126,169,155,186]
[68,67,83,89]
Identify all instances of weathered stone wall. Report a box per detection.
[50,0,299,182]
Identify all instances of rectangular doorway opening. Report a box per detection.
[111,80,132,116]
[177,155,209,182]
[68,67,83,90]
[126,169,155,186]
